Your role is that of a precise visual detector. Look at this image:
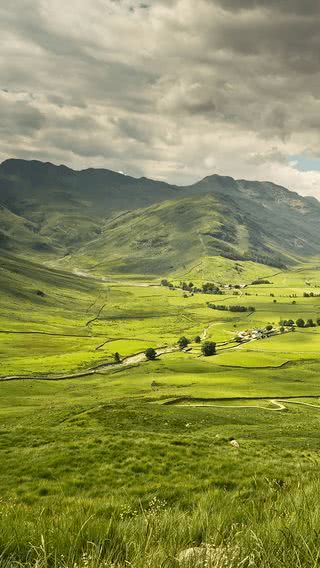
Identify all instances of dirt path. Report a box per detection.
[72,268,159,287]
[178,399,286,411]
[200,323,216,341]
[0,346,179,382]
[279,399,320,411]
[120,346,178,367]
[166,397,320,413]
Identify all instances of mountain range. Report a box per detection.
[1,158,319,276]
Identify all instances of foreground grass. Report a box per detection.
[1,389,320,567]
[2,473,320,566]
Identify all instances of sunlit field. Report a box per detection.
[2,256,320,566]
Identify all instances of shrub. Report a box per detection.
[145,348,157,360]
[193,336,201,343]
[35,290,46,297]
[113,352,121,364]
[178,336,190,349]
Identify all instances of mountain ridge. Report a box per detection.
[1,158,320,275]
[2,158,317,202]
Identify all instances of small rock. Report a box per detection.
[229,439,240,448]
[35,290,46,297]
[177,545,216,566]
[178,544,239,567]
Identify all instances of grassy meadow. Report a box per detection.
[2,255,320,566]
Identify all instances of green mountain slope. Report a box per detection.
[0,159,178,257]
[1,158,320,274]
[64,194,277,275]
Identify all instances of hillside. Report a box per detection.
[64,194,284,275]
[1,158,320,274]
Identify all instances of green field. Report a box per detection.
[2,255,320,566]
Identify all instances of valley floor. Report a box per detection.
[2,256,320,566]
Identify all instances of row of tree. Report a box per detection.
[251,279,272,285]
[303,292,320,298]
[207,303,256,313]
[113,328,218,364]
[177,336,216,356]
[280,318,320,328]
[161,279,222,295]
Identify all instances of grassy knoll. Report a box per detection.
[3,258,320,565]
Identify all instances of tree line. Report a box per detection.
[280,318,320,329]
[207,302,255,313]
[161,279,222,295]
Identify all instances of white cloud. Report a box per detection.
[1,0,320,197]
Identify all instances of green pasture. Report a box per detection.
[2,256,320,565]
[2,254,320,377]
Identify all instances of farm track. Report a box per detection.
[163,396,320,413]
[178,400,287,411]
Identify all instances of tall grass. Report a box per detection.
[2,475,320,567]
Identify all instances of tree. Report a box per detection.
[202,282,220,294]
[305,318,316,328]
[161,279,173,288]
[145,348,157,360]
[113,352,121,364]
[178,336,190,349]
[266,325,273,331]
[201,341,216,356]
[296,318,305,328]
[193,335,201,343]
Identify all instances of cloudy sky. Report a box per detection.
[1,0,320,196]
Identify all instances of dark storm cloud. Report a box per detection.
[1,0,320,195]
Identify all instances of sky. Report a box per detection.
[1,0,320,197]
